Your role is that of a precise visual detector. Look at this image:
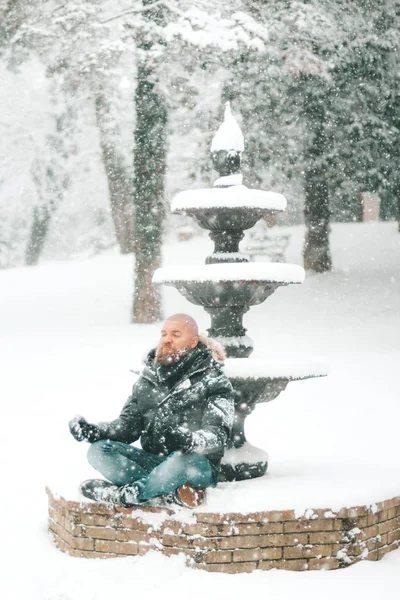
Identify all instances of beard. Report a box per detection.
[155,343,191,365]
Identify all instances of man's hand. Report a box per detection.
[163,425,194,453]
[69,416,101,443]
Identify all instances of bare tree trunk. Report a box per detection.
[303,167,332,272]
[302,83,332,272]
[133,252,162,323]
[398,194,400,233]
[25,205,51,265]
[396,180,400,232]
[95,92,135,254]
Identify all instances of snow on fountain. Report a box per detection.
[154,102,327,482]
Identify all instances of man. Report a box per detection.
[69,314,234,508]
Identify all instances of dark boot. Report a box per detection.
[79,479,121,503]
[80,479,142,507]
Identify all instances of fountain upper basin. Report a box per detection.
[172,186,287,212]
[172,187,286,232]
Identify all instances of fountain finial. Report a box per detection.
[211,102,244,180]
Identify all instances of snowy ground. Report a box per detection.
[1,221,399,599]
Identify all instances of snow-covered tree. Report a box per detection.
[117,1,269,323]
[3,0,136,261]
[225,0,400,268]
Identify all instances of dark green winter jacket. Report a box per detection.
[96,342,234,469]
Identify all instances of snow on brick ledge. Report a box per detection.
[46,487,400,574]
[153,263,305,285]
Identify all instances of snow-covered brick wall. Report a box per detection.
[46,488,400,574]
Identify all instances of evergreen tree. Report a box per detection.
[130,1,168,323]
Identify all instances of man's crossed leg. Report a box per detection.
[82,440,215,507]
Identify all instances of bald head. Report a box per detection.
[156,314,199,365]
[165,313,199,336]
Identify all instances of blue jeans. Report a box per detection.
[87,440,216,502]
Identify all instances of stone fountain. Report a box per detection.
[154,103,327,482]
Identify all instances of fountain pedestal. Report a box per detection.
[154,102,327,481]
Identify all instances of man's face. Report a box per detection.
[155,319,198,365]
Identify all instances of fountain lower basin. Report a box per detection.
[217,357,328,481]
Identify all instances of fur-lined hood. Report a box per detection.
[141,336,226,369]
[198,336,226,362]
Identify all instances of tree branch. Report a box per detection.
[102,0,184,25]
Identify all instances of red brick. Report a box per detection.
[183,521,284,537]
[217,533,304,550]
[388,530,400,545]
[233,548,282,562]
[377,533,388,547]
[202,550,233,563]
[160,520,183,534]
[115,515,161,532]
[239,522,284,534]
[195,512,250,525]
[195,562,257,574]
[362,525,379,539]
[70,536,95,551]
[257,560,279,571]
[284,520,336,533]
[218,535,260,550]
[378,519,397,535]
[366,513,379,526]
[162,534,189,548]
[94,539,138,555]
[284,545,333,559]
[376,510,389,522]
[114,505,172,516]
[347,542,366,557]
[382,498,400,510]
[365,549,379,561]
[116,529,154,543]
[261,547,283,560]
[50,519,94,551]
[65,500,82,513]
[80,513,113,527]
[63,520,84,537]
[186,537,222,550]
[84,502,115,516]
[232,548,264,562]
[265,510,297,522]
[182,523,219,536]
[366,538,379,551]
[309,531,342,544]
[269,560,308,571]
[308,557,339,570]
[195,510,295,525]
[84,526,116,541]
[162,547,184,557]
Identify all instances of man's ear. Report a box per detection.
[191,336,199,349]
